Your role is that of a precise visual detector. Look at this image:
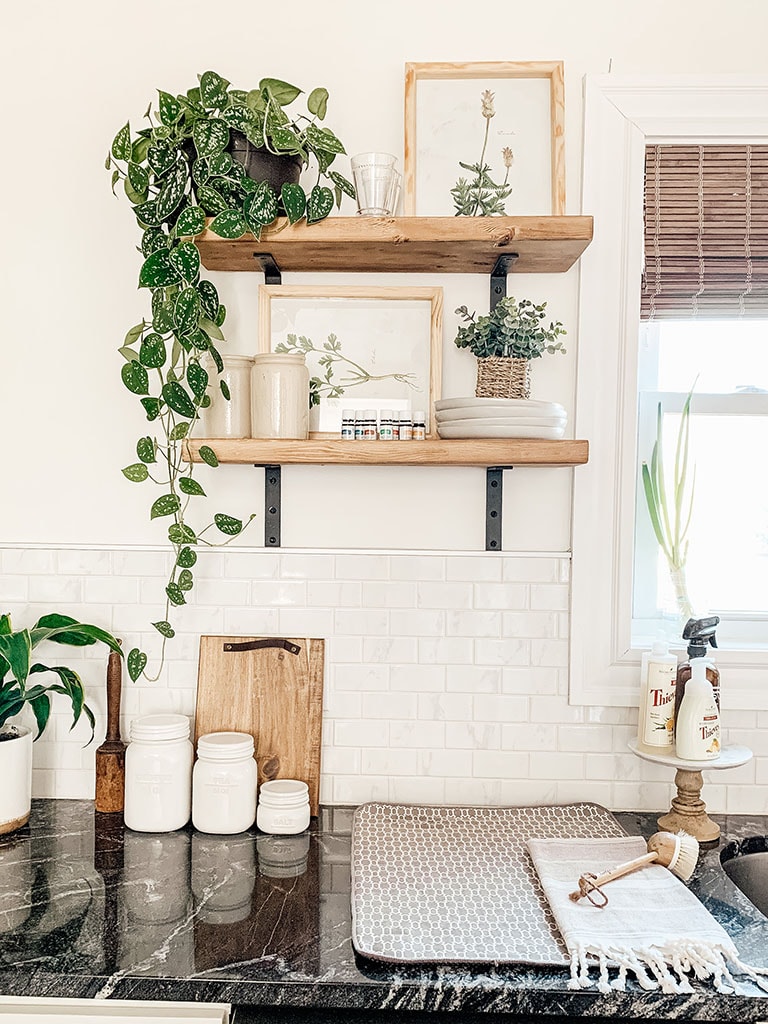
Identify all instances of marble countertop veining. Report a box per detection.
[0,800,766,1020]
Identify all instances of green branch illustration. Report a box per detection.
[275,333,421,407]
[451,89,513,217]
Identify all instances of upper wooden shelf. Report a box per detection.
[186,438,589,467]
[196,216,594,275]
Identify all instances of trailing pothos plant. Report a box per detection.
[106,71,355,682]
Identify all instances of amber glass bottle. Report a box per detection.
[673,616,720,728]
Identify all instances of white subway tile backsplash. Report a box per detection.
[10,543,766,814]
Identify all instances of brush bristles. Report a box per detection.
[668,831,699,881]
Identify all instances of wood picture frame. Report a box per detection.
[403,61,566,217]
[257,285,444,438]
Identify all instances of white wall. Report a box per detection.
[3,0,768,810]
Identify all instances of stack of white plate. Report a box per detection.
[435,398,567,439]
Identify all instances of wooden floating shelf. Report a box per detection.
[196,216,593,275]
[185,438,589,467]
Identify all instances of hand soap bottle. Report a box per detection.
[637,639,678,755]
[674,615,720,728]
[675,655,721,760]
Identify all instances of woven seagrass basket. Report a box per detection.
[475,357,531,400]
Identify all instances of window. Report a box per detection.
[570,76,768,709]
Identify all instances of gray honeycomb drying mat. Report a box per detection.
[351,801,628,965]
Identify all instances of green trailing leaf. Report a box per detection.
[127,648,147,682]
[166,582,186,606]
[158,90,182,125]
[147,143,176,175]
[128,162,149,194]
[134,200,162,227]
[121,360,149,395]
[197,280,219,320]
[169,523,197,544]
[192,157,210,185]
[306,123,345,155]
[193,118,230,158]
[243,183,278,233]
[187,361,208,398]
[169,422,189,441]
[195,186,229,218]
[307,87,329,120]
[214,513,242,536]
[122,463,149,482]
[137,436,156,463]
[139,248,181,288]
[269,126,303,152]
[174,287,201,336]
[200,317,224,341]
[177,546,197,568]
[124,322,145,347]
[208,209,246,239]
[280,182,306,224]
[306,185,334,224]
[208,152,233,176]
[150,493,181,519]
[199,70,230,109]
[220,379,231,401]
[141,228,167,257]
[152,621,176,638]
[198,445,219,467]
[0,630,31,687]
[178,568,194,591]
[118,345,138,362]
[141,396,161,420]
[329,170,355,199]
[179,477,206,499]
[260,78,302,105]
[111,122,131,161]
[162,380,197,418]
[156,161,187,220]
[139,333,166,368]
[175,206,206,237]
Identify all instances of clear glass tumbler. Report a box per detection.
[351,153,400,216]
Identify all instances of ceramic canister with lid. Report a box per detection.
[250,353,309,439]
[124,714,193,833]
[256,779,310,835]
[192,732,257,835]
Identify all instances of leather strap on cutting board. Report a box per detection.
[194,635,324,816]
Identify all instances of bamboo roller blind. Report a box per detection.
[642,144,768,319]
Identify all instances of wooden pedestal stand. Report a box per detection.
[627,740,752,844]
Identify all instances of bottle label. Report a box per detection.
[642,662,676,747]
[700,709,721,757]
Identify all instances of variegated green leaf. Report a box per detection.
[209,209,246,239]
[139,333,166,369]
[179,477,206,496]
[196,184,229,215]
[307,87,329,120]
[139,248,181,288]
[306,124,345,155]
[121,360,149,395]
[199,71,230,109]
[162,380,196,418]
[193,118,229,158]
[177,546,197,568]
[280,183,306,224]
[169,524,196,544]
[158,90,182,125]
[156,161,187,220]
[137,437,156,463]
[214,513,242,535]
[127,648,147,682]
[150,493,181,519]
[147,143,176,175]
[329,170,355,199]
[306,185,334,224]
[152,621,176,638]
[187,361,208,398]
[174,288,200,336]
[166,582,186,606]
[199,445,219,467]
[122,463,149,482]
[111,122,131,161]
[175,205,206,238]
[259,78,302,105]
[169,240,200,282]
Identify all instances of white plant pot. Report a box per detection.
[0,727,33,835]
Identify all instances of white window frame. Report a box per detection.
[570,75,768,711]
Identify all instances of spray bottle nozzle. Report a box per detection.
[682,615,720,656]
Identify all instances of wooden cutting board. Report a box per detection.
[194,636,324,816]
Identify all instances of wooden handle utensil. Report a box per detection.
[95,648,126,814]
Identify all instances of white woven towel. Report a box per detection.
[527,836,768,995]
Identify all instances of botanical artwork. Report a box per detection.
[451,90,514,216]
[260,287,441,435]
[412,76,552,217]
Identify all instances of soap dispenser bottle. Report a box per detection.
[674,615,720,727]
[675,655,721,760]
[637,639,678,754]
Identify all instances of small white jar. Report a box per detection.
[124,714,193,833]
[200,355,254,438]
[256,779,310,835]
[250,353,309,439]
[192,732,257,835]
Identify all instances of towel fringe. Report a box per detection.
[571,940,768,994]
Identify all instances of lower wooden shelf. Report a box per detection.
[185,438,589,467]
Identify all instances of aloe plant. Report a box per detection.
[0,613,122,740]
[641,387,696,621]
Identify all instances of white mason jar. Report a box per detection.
[124,714,193,833]
[192,732,257,835]
[200,355,255,438]
[250,353,309,439]
[256,779,310,835]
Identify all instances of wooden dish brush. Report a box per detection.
[568,831,699,907]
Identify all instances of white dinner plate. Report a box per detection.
[435,407,567,425]
[434,397,566,415]
[437,423,566,439]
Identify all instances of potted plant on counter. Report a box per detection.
[106,71,356,680]
[453,296,566,399]
[0,613,122,835]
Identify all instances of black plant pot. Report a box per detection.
[228,130,303,193]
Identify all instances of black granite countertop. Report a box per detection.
[0,801,766,1022]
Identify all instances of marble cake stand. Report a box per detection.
[628,739,753,843]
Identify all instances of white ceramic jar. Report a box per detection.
[0,727,32,836]
[250,353,309,439]
[200,354,254,438]
[256,779,310,835]
[192,732,257,835]
[124,714,193,833]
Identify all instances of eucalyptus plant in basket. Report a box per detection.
[106,71,356,681]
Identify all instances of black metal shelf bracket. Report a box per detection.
[261,465,281,547]
[486,467,512,551]
[254,253,282,285]
[490,253,519,310]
